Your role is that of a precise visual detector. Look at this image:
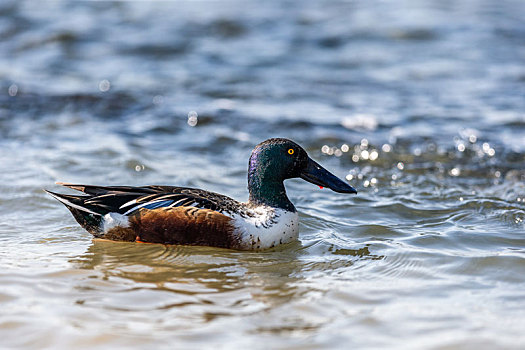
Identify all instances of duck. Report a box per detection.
[46,138,357,250]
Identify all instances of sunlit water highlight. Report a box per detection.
[1,1,524,349]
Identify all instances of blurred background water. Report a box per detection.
[1,0,524,349]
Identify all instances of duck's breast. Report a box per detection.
[232,207,299,250]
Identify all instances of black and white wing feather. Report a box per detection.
[53,183,244,216]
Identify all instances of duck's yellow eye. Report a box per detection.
[288,149,294,155]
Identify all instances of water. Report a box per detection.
[1,0,525,348]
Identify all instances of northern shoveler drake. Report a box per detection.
[46,138,357,250]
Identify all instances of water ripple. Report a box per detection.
[2,0,525,348]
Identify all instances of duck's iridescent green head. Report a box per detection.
[248,138,357,211]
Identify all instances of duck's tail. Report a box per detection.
[45,190,104,236]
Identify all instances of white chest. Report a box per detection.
[230,207,299,250]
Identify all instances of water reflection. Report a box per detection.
[70,240,303,313]
[69,238,382,316]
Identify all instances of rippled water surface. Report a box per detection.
[1,1,525,349]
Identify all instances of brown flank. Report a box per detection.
[105,207,239,249]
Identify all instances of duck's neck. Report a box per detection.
[248,180,295,212]
[247,173,296,212]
